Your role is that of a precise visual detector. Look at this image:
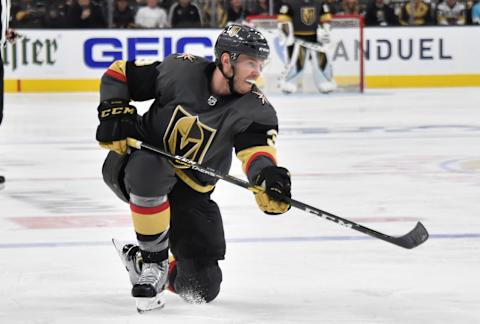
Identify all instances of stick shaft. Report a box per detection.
[126,138,428,249]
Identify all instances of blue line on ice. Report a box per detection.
[0,233,479,249]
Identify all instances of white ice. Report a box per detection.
[0,88,479,324]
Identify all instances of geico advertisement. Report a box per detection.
[2,27,479,79]
[2,29,218,78]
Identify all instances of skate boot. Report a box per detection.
[112,238,143,285]
[278,80,298,94]
[0,175,5,190]
[318,80,337,94]
[112,239,169,312]
[132,259,169,313]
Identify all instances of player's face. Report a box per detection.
[233,54,265,94]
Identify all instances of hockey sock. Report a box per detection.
[130,200,170,263]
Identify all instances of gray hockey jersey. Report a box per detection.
[99,54,279,192]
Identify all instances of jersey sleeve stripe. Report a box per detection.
[246,152,277,174]
[320,13,332,24]
[237,145,277,174]
[105,69,127,83]
[277,14,292,22]
[105,60,128,82]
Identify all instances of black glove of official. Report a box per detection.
[254,166,292,215]
[96,99,138,155]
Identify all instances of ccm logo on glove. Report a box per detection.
[96,99,138,155]
[100,106,136,118]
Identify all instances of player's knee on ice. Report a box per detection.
[170,259,222,303]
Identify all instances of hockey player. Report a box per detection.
[96,24,291,312]
[277,0,337,93]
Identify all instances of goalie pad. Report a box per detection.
[278,21,294,46]
[310,49,337,93]
[277,41,304,93]
[278,39,335,94]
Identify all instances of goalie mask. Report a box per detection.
[214,24,270,65]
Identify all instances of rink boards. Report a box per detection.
[2,26,480,92]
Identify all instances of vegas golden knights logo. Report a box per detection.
[300,7,316,26]
[164,106,217,169]
[226,25,241,37]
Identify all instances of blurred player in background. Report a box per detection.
[436,0,466,25]
[277,0,337,94]
[398,0,432,25]
[1,0,19,189]
[96,24,291,312]
[10,0,43,28]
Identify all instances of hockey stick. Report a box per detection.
[293,38,330,53]
[126,138,429,249]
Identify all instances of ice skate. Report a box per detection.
[0,175,5,190]
[112,238,142,285]
[132,260,169,313]
[278,80,298,94]
[112,239,169,312]
[318,80,337,93]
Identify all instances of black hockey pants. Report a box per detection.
[104,149,226,302]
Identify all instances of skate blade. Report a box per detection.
[111,238,124,256]
[112,238,135,264]
[135,294,165,313]
[112,238,128,267]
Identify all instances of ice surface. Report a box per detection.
[0,88,479,323]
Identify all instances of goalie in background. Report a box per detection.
[276,0,337,94]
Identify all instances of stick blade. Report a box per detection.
[390,222,429,249]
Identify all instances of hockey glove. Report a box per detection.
[96,99,138,155]
[254,166,291,215]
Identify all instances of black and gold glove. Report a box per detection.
[96,99,138,155]
[254,166,291,215]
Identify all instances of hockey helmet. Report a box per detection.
[214,24,270,65]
